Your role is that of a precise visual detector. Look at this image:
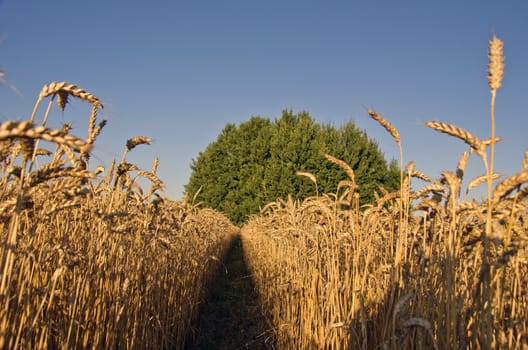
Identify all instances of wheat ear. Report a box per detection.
[296,171,318,197]
[0,121,92,154]
[39,82,103,107]
[324,154,355,184]
[467,173,501,194]
[119,136,153,164]
[488,35,505,93]
[492,171,528,203]
[126,136,152,152]
[456,150,471,180]
[425,121,485,158]
[367,109,400,145]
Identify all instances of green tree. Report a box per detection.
[185,110,399,225]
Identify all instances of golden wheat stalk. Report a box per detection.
[408,164,431,182]
[374,191,400,207]
[296,171,316,185]
[126,136,152,152]
[58,123,73,135]
[482,36,504,339]
[30,81,104,124]
[455,200,480,213]
[481,136,502,146]
[414,197,439,211]
[406,161,415,175]
[87,119,107,145]
[492,171,528,203]
[104,158,116,187]
[33,148,53,157]
[441,170,463,200]
[481,40,506,338]
[488,35,505,93]
[116,162,139,176]
[87,105,99,140]
[28,167,95,187]
[38,81,103,107]
[467,173,502,194]
[0,140,15,163]
[117,136,153,165]
[366,108,405,244]
[440,171,459,188]
[296,171,318,197]
[151,157,159,175]
[337,179,355,189]
[324,154,355,184]
[18,138,35,161]
[424,121,485,158]
[57,144,79,168]
[456,150,471,180]
[136,171,164,190]
[36,159,67,173]
[413,182,445,199]
[0,121,92,154]
[367,109,401,145]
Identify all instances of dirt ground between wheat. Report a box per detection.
[185,236,275,350]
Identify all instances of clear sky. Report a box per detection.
[1,0,527,200]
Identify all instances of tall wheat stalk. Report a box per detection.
[481,34,505,350]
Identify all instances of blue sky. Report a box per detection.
[1,0,527,200]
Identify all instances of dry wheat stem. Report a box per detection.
[492,171,528,203]
[413,183,446,199]
[481,136,502,146]
[367,109,401,145]
[456,150,471,180]
[479,35,505,349]
[324,154,355,185]
[405,161,416,178]
[87,105,99,141]
[119,136,153,165]
[27,167,95,188]
[88,119,107,146]
[30,82,102,123]
[0,121,92,153]
[135,171,164,190]
[411,169,431,183]
[425,121,485,158]
[126,136,152,152]
[366,109,405,271]
[151,157,159,175]
[467,173,501,194]
[38,82,103,108]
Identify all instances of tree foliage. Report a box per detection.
[185,110,399,224]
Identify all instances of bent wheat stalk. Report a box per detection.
[424,121,485,158]
[0,121,92,154]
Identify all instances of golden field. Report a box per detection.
[241,36,527,349]
[0,35,526,349]
[0,82,239,348]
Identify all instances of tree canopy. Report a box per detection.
[185,110,399,225]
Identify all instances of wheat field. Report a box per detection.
[0,82,239,349]
[241,35,527,349]
[1,35,527,349]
